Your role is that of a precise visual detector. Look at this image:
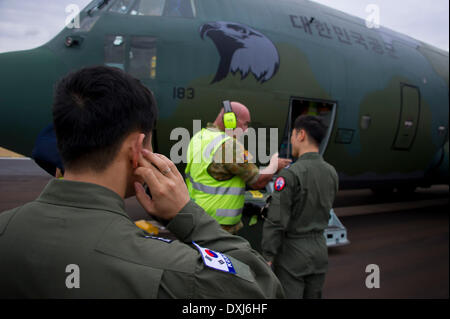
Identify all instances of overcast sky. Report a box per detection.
[0,0,448,53]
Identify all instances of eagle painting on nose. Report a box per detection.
[200,21,280,84]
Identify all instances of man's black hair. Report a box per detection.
[293,115,327,146]
[53,66,157,171]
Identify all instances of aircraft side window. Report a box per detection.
[163,0,196,18]
[86,0,111,15]
[109,0,135,14]
[129,36,157,79]
[130,0,165,16]
[104,35,126,70]
[129,0,196,17]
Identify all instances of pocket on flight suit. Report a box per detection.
[310,236,328,274]
[278,238,314,277]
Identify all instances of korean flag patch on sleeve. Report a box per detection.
[274,176,286,191]
[192,242,236,274]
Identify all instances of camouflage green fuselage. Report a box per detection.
[0,0,448,188]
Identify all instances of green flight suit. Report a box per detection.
[262,152,339,299]
[0,179,284,299]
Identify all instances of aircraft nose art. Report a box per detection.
[199,21,280,84]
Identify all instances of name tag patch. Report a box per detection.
[192,242,236,274]
[144,235,173,243]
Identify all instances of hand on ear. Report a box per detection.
[134,149,190,221]
[133,134,145,169]
[132,133,146,169]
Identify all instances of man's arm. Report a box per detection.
[134,150,284,298]
[249,153,292,190]
[261,169,296,264]
[209,139,291,189]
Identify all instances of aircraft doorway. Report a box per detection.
[279,98,337,159]
[393,84,421,150]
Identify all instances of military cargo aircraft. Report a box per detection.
[0,0,448,246]
[1,0,447,190]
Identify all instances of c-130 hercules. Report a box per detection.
[0,0,448,246]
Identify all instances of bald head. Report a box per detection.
[214,101,251,134]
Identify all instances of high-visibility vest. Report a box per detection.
[185,128,245,225]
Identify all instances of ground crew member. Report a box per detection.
[261,115,339,299]
[0,66,284,298]
[185,101,291,234]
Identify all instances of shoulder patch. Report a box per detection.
[274,176,286,191]
[144,235,173,243]
[192,242,236,274]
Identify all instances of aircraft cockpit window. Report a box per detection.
[163,0,195,18]
[104,35,125,70]
[130,0,196,18]
[130,0,165,16]
[109,0,134,14]
[87,0,110,15]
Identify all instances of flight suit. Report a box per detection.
[262,152,338,299]
[0,179,284,298]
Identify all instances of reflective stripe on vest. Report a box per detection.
[203,133,227,160]
[186,173,245,196]
[216,208,243,217]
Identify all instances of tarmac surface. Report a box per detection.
[0,158,448,299]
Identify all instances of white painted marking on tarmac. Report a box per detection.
[0,157,31,160]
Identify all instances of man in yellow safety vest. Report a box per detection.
[185,101,291,234]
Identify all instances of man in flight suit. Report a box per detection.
[262,115,339,299]
[0,66,284,298]
[185,101,291,234]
